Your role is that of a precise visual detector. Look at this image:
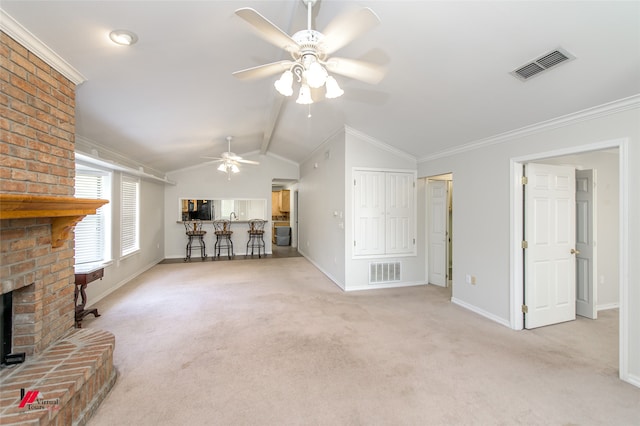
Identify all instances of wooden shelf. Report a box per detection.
[0,194,108,248]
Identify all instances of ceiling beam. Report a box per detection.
[259,1,304,155]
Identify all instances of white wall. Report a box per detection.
[542,150,619,309]
[164,153,298,259]
[298,129,347,288]
[298,127,424,291]
[85,173,165,303]
[418,101,640,386]
[344,128,424,291]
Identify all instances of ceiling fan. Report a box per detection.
[202,136,259,180]
[232,0,385,104]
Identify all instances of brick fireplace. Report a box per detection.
[1,31,115,424]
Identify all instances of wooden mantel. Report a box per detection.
[0,194,108,248]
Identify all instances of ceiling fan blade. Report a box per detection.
[201,156,224,162]
[235,8,299,53]
[325,57,386,85]
[320,7,380,55]
[232,60,294,81]
[236,159,260,165]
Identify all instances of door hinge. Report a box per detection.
[354,179,356,186]
[354,240,356,247]
[522,240,528,249]
[522,304,528,314]
[413,238,416,245]
[521,176,528,185]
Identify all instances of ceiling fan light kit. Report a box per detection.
[296,84,313,105]
[234,0,383,105]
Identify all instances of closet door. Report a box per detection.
[353,171,385,256]
[386,172,413,254]
[353,170,415,257]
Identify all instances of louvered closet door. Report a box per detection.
[386,172,413,254]
[353,171,385,256]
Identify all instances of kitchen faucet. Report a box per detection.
[230,212,237,221]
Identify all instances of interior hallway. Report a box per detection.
[85,257,639,425]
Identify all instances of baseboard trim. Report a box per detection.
[346,281,427,292]
[597,303,620,311]
[86,257,163,307]
[297,250,345,290]
[622,373,640,388]
[451,297,511,328]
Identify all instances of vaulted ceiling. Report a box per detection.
[2,1,639,174]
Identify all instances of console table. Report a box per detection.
[74,265,104,328]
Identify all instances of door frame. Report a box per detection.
[509,138,629,380]
[427,177,450,287]
[575,169,597,319]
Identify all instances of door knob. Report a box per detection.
[571,249,580,255]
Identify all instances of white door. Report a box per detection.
[576,169,597,319]
[386,173,414,254]
[353,171,385,256]
[428,180,448,287]
[524,163,576,329]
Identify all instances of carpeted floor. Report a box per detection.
[86,257,639,425]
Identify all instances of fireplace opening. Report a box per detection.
[1,291,12,365]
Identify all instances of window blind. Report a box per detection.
[75,171,108,264]
[120,176,140,256]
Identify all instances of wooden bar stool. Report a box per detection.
[246,219,266,258]
[213,219,234,259]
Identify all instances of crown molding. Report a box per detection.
[1,9,86,85]
[418,94,640,163]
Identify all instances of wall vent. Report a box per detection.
[510,48,575,81]
[369,262,401,284]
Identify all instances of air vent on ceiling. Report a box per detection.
[369,262,401,284]
[511,48,575,81]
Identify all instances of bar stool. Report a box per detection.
[246,219,266,258]
[184,220,207,261]
[213,219,234,259]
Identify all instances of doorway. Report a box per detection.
[510,141,628,378]
[427,174,453,290]
[272,179,298,254]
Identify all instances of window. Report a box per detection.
[120,175,140,257]
[75,166,111,265]
[353,170,416,257]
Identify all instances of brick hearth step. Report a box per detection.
[0,328,116,425]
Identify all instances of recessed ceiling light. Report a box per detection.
[109,30,138,46]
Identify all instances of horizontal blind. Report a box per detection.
[75,171,106,264]
[120,176,140,256]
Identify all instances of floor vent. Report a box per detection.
[369,262,401,284]
[511,47,575,81]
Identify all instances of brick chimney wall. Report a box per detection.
[0,31,77,355]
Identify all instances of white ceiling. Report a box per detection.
[2,1,639,174]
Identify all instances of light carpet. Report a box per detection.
[86,257,639,425]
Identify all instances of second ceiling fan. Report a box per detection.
[232,0,385,104]
[202,136,259,180]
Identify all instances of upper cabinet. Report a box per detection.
[272,191,280,216]
[272,190,291,215]
[279,190,290,212]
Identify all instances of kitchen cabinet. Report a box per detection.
[272,191,281,216]
[272,190,290,214]
[279,190,290,212]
